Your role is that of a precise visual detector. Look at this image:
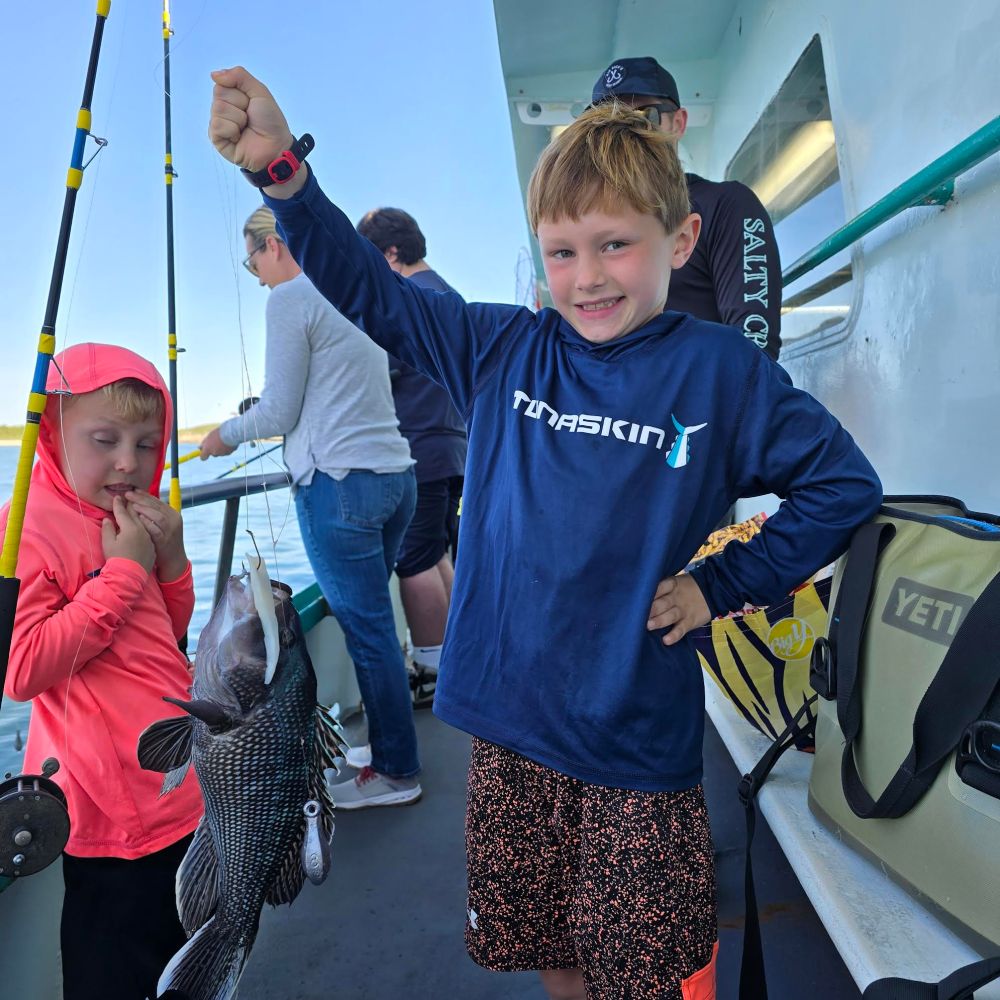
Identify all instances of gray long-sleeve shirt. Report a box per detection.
[219,272,412,485]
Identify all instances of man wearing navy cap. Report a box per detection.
[592,57,782,360]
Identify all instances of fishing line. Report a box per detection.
[59,0,129,358]
[148,0,209,89]
[49,3,133,762]
[211,154,293,588]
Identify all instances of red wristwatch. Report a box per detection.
[241,134,315,188]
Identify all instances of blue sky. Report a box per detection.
[0,1,531,428]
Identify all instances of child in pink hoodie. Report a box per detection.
[2,343,204,1000]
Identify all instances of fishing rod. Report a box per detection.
[214,442,283,480]
[162,0,183,511]
[0,0,112,708]
[164,448,201,469]
[0,1,111,888]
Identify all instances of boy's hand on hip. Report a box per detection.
[102,496,155,574]
[209,66,294,172]
[125,491,188,582]
[647,575,710,645]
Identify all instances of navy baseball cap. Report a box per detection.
[591,57,680,107]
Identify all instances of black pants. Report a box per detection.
[61,833,192,1000]
[395,474,463,576]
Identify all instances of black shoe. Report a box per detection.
[408,664,437,709]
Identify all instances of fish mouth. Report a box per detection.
[222,573,292,613]
[219,567,293,669]
[191,551,299,716]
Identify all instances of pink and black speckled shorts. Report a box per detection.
[465,738,718,1000]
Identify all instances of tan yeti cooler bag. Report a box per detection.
[808,495,1000,953]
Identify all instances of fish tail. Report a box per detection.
[156,916,251,1000]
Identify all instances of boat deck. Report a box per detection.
[239,709,860,998]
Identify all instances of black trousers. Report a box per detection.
[61,833,192,1000]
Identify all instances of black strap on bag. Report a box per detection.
[737,697,817,1000]
[835,522,1000,819]
[737,709,1000,1000]
[861,956,1000,999]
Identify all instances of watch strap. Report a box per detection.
[241,133,315,188]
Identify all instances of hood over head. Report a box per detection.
[36,342,173,517]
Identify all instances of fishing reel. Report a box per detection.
[0,758,70,878]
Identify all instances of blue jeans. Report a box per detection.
[295,468,419,778]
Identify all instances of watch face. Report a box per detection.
[269,160,294,183]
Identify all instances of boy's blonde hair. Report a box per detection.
[244,205,280,245]
[527,102,690,234]
[100,379,163,424]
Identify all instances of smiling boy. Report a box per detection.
[209,68,882,999]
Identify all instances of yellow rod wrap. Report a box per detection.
[168,477,181,512]
[165,154,172,165]
[164,449,201,470]
[98,0,111,16]
[39,333,56,354]
[67,167,83,190]
[76,108,92,131]
[0,423,41,578]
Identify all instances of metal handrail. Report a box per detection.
[166,471,289,510]
[159,472,331,626]
[782,115,1000,287]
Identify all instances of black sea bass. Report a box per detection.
[138,553,344,1000]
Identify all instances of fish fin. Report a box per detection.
[160,762,191,796]
[163,696,234,732]
[314,703,350,772]
[262,708,344,909]
[156,915,250,1000]
[176,818,220,935]
[263,824,308,907]
[311,705,344,829]
[308,756,336,840]
[137,715,194,774]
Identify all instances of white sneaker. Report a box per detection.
[328,766,422,810]
[344,743,372,769]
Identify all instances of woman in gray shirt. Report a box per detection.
[200,207,421,808]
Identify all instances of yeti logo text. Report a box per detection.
[880,577,973,647]
[605,64,625,88]
[666,415,708,468]
[512,391,706,469]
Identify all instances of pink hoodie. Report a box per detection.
[2,343,203,859]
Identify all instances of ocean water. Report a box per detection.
[0,442,316,778]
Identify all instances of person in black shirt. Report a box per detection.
[357,208,467,705]
[592,57,782,360]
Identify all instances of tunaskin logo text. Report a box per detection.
[512,389,707,469]
[880,577,973,647]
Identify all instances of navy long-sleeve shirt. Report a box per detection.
[387,268,467,483]
[266,170,881,791]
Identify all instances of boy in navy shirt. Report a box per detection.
[209,66,881,1000]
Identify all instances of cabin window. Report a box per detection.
[726,36,851,344]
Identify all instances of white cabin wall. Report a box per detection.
[705,0,1000,509]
